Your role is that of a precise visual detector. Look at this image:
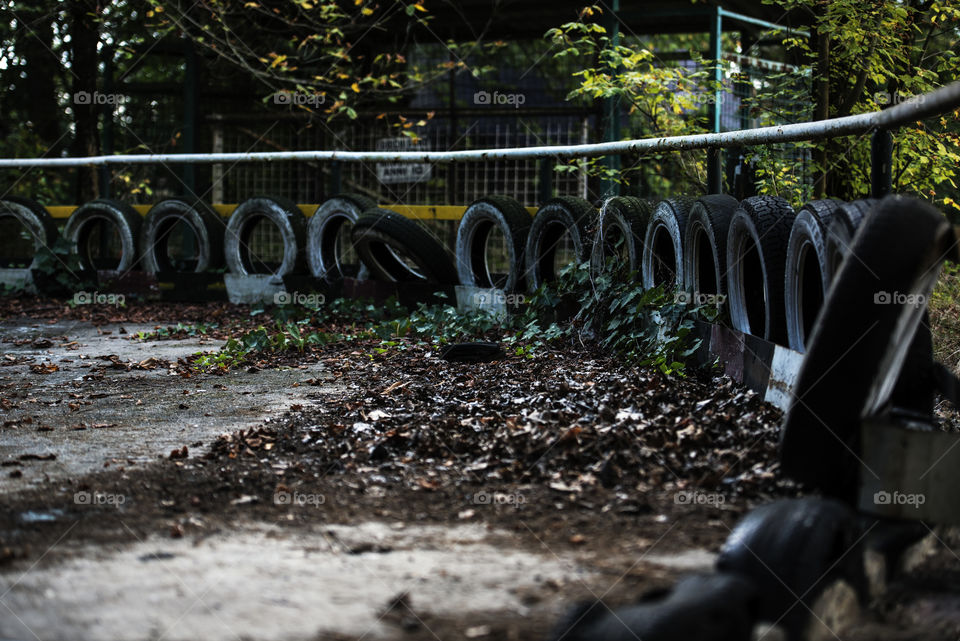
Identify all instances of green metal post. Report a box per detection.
[600,0,621,197]
[706,5,723,194]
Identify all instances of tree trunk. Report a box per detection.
[69,0,101,203]
[16,3,62,150]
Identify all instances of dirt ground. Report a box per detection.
[1,297,959,641]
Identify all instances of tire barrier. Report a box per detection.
[63,198,142,272]
[682,194,739,299]
[717,497,867,641]
[549,573,756,641]
[824,198,876,274]
[783,200,840,352]
[140,198,224,274]
[781,195,949,500]
[589,196,652,281]
[524,196,595,292]
[641,197,695,290]
[351,208,457,284]
[307,193,377,280]
[0,197,58,268]
[725,195,796,344]
[455,195,530,292]
[20,192,941,363]
[224,196,306,277]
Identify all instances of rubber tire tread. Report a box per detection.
[780,195,950,501]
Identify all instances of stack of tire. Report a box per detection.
[446,192,882,354]
[0,191,877,353]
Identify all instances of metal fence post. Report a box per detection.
[706,5,723,194]
[538,158,554,204]
[871,128,893,198]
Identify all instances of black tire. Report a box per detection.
[549,574,757,641]
[62,198,142,272]
[682,194,739,298]
[351,208,457,284]
[307,193,377,280]
[716,498,867,641]
[784,200,840,352]
[524,196,595,292]
[780,195,951,501]
[0,197,58,268]
[641,197,696,290]
[140,198,224,273]
[725,195,796,343]
[455,195,531,292]
[824,199,876,275]
[224,196,307,276]
[440,342,506,363]
[589,196,653,281]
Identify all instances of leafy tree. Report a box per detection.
[548,2,960,208]
[148,0,503,132]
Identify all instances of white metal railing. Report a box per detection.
[0,82,958,168]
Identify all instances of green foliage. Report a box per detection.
[193,319,338,371]
[133,323,216,341]
[512,262,710,375]
[550,2,960,208]
[194,265,709,375]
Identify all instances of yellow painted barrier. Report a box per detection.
[44,203,539,220]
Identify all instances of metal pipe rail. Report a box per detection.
[1,81,959,168]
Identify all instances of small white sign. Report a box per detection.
[375,138,432,184]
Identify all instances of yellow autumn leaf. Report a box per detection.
[361,7,373,15]
[414,3,427,11]
[270,55,287,69]
[351,82,360,92]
